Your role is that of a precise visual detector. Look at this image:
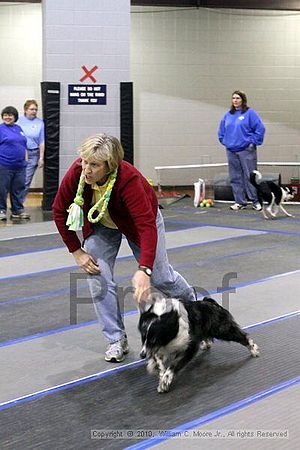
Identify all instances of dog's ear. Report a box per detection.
[138,302,153,314]
[285,186,296,195]
[138,292,162,315]
[149,292,164,303]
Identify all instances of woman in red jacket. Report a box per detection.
[53,134,195,363]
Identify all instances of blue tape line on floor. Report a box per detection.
[0,312,299,409]
[125,376,300,450]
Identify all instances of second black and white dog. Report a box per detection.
[138,296,259,393]
[250,170,295,219]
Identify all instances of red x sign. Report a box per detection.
[80,65,98,83]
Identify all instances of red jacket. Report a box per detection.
[52,159,158,269]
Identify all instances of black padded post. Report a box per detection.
[41,82,60,211]
[120,82,134,164]
[213,173,234,201]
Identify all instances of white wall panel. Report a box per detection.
[1,5,300,189]
[0,3,42,189]
[131,7,300,185]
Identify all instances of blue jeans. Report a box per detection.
[24,149,39,200]
[84,210,195,343]
[0,164,26,214]
[227,146,259,205]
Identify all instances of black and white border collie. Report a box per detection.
[138,297,259,393]
[250,170,295,219]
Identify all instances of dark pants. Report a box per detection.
[0,164,26,214]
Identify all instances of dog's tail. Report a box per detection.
[250,170,262,188]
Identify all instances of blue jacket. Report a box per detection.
[0,123,27,168]
[218,108,265,152]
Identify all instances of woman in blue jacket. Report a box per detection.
[218,90,266,211]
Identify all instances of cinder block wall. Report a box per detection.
[131,7,300,185]
[0,3,42,189]
[43,0,130,180]
[1,5,300,187]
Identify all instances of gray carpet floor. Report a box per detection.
[0,200,299,450]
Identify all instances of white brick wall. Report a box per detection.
[43,0,130,179]
[1,5,300,188]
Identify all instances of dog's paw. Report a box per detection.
[157,368,174,393]
[248,339,260,357]
[199,339,213,351]
[266,208,276,218]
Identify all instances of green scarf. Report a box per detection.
[66,169,118,231]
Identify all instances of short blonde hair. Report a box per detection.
[79,134,124,173]
[24,99,38,112]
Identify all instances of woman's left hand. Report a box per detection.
[132,270,151,303]
[38,158,44,168]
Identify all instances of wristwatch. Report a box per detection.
[138,266,152,277]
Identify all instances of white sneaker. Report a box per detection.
[252,203,262,211]
[104,336,129,363]
[0,210,7,221]
[230,203,247,211]
[10,212,31,219]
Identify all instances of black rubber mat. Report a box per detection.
[0,268,77,303]
[0,316,299,450]
[1,232,300,343]
[0,270,135,343]
[165,198,300,234]
[0,234,65,257]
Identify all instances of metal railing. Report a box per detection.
[155,161,300,194]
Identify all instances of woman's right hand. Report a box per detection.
[72,248,100,274]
